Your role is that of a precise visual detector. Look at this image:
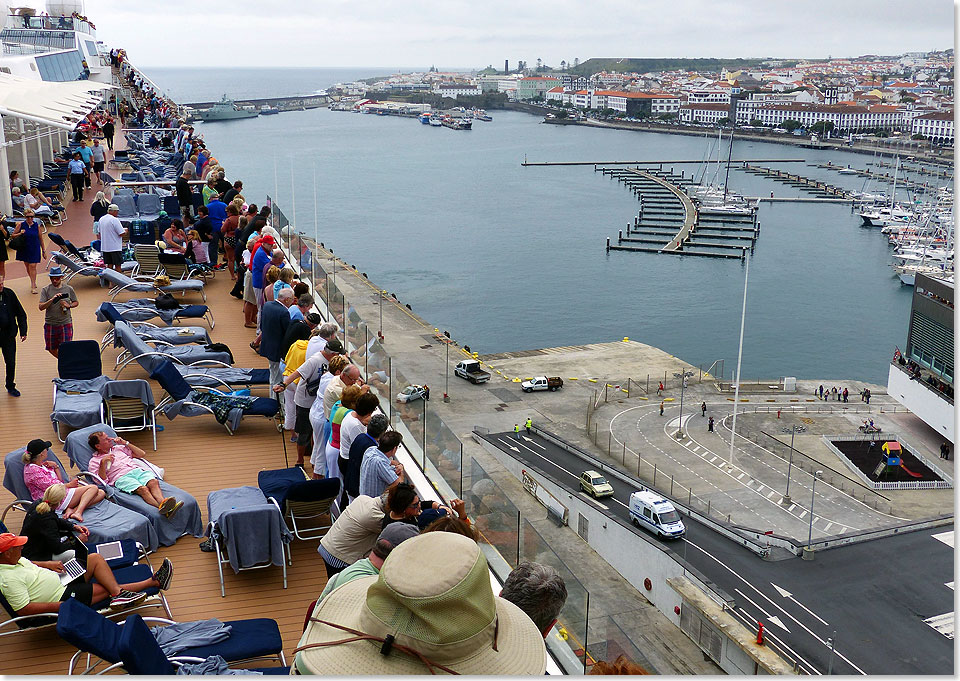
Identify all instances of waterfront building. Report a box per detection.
[431,83,482,99]
[747,102,906,132]
[677,101,730,125]
[606,92,680,116]
[516,75,562,100]
[887,273,955,443]
[911,110,955,144]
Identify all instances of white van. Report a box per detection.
[628,490,685,539]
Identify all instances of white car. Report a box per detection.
[396,385,429,403]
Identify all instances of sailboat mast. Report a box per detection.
[723,128,735,203]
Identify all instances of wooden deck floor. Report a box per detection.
[0,199,319,672]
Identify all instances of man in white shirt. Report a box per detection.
[97,205,127,272]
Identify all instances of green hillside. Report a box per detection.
[566,57,799,76]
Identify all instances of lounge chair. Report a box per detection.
[95,299,215,330]
[117,612,290,675]
[97,302,210,352]
[2,448,160,552]
[257,467,340,541]
[112,320,232,378]
[64,424,203,547]
[99,267,206,302]
[51,340,108,442]
[135,193,161,222]
[133,243,163,277]
[57,598,286,675]
[151,360,279,435]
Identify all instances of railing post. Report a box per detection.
[653,464,658,487]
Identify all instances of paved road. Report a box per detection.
[607,400,904,540]
[482,430,954,675]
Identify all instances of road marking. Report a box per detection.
[691,445,701,453]
[735,588,791,632]
[521,436,546,450]
[766,490,777,500]
[824,522,834,533]
[797,509,807,519]
[946,582,954,591]
[732,608,820,675]
[932,530,954,548]
[737,473,745,480]
[771,583,830,627]
[686,541,866,674]
[579,492,609,510]
[497,436,578,479]
[923,612,955,639]
[787,504,796,512]
[709,455,718,463]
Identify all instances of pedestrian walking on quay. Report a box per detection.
[940,443,951,460]
[865,389,871,404]
[708,416,714,432]
[657,381,664,396]
[701,401,707,417]
[843,387,848,403]
[659,401,664,417]
[818,384,824,400]
[524,417,532,435]
[513,424,520,440]
[831,386,837,401]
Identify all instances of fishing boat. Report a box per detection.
[260,106,280,115]
[418,112,432,124]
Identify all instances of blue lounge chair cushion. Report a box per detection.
[246,397,281,417]
[58,340,102,380]
[117,614,175,675]
[150,360,192,401]
[179,618,283,661]
[177,305,208,318]
[56,598,121,662]
[257,467,307,512]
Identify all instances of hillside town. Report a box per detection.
[329,51,954,144]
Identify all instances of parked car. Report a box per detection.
[579,470,615,498]
[397,384,429,403]
[521,376,563,392]
[454,359,491,384]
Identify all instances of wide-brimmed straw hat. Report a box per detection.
[295,532,546,675]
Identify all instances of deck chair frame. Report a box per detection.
[208,496,290,598]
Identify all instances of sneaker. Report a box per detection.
[158,497,177,516]
[109,589,147,611]
[7,388,20,397]
[152,557,173,591]
[290,434,298,444]
[166,500,184,518]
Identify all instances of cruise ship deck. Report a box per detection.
[0,137,327,674]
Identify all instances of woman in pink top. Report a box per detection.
[21,439,105,522]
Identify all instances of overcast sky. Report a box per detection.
[69,1,956,68]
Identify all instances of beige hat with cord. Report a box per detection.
[294,532,546,675]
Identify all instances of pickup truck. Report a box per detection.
[454,359,491,384]
[521,376,563,393]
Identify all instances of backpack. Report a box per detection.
[155,293,179,310]
[305,364,328,396]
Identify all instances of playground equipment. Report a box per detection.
[873,441,923,479]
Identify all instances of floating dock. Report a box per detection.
[599,166,759,260]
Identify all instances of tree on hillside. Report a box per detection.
[573,57,580,68]
[536,57,542,71]
[560,60,567,71]
[781,119,801,132]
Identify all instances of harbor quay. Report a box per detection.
[304,237,952,675]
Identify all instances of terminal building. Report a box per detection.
[887,272,955,443]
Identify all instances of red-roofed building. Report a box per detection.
[750,102,906,131]
[678,102,730,124]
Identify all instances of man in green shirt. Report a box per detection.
[0,533,173,615]
[315,523,419,603]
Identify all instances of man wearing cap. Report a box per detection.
[295,532,547,675]
[316,523,419,604]
[275,336,345,467]
[0,274,27,397]
[38,267,78,358]
[250,236,275,311]
[87,432,182,518]
[97,204,127,273]
[0,532,173,615]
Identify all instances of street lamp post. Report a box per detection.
[827,633,837,674]
[444,339,450,402]
[378,290,385,341]
[674,370,693,439]
[783,425,796,504]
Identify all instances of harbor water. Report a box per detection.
[149,68,925,385]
